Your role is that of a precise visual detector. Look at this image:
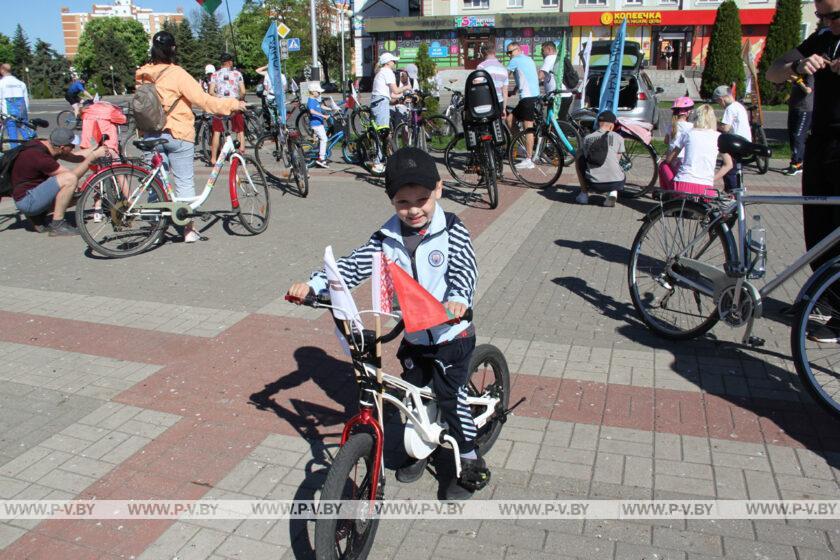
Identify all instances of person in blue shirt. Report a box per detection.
[307,83,332,168]
[505,42,541,170]
[65,77,93,119]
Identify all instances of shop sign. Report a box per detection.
[399,47,419,58]
[599,11,662,26]
[429,43,449,57]
[455,15,495,28]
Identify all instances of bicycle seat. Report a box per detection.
[133,138,169,151]
[718,133,771,160]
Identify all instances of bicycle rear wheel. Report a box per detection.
[508,128,562,188]
[253,133,285,185]
[299,140,318,168]
[423,115,458,153]
[314,432,382,560]
[295,110,314,139]
[230,155,270,234]
[288,140,310,197]
[76,166,169,258]
[445,134,483,188]
[482,142,499,209]
[56,109,76,128]
[555,120,582,168]
[628,200,733,339]
[350,107,373,136]
[752,124,770,175]
[393,122,413,150]
[618,130,658,199]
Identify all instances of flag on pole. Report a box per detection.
[371,253,395,315]
[385,259,450,333]
[597,20,627,127]
[323,246,363,333]
[580,32,593,110]
[551,34,567,115]
[261,21,287,125]
[196,0,222,15]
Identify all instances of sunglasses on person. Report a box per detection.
[506,48,517,56]
[815,10,840,21]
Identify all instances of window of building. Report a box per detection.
[542,0,559,6]
[464,0,490,8]
[508,0,524,7]
[625,0,642,5]
[576,0,606,6]
[658,0,677,4]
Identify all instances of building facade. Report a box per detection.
[354,0,819,77]
[61,0,184,59]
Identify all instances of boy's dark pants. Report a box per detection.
[397,335,478,454]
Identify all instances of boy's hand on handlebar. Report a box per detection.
[237,101,248,112]
[287,283,313,303]
[444,301,467,319]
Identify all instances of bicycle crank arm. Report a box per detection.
[132,202,192,226]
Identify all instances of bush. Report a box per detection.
[700,0,745,99]
[415,43,436,93]
[756,0,803,105]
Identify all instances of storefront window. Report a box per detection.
[463,0,490,8]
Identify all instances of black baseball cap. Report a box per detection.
[49,128,77,147]
[152,31,175,47]
[385,147,441,199]
[220,52,234,63]
[597,110,617,124]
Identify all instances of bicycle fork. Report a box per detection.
[340,405,384,507]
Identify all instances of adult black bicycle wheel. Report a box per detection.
[393,122,413,150]
[253,133,286,186]
[288,140,310,197]
[556,120,583,168]
[294,109,313,138]
[508,127,563,188]
[341,138,361,165]
[358,130,386,177]
[444,134,483,188]
[56,109,76,128]
[314,432,382,560]
[791,268,840,420]
[423,114,458,153]
[469,344,511,453]
[752,124,770,175]
[628,199,734,340]
[76,166,169,258]
[482,142,499,209]
[618,130,658,199]
[350,107,373,136]
[231,155,270,234]
[244,112,263,146]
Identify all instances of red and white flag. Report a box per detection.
[372,252,395,314]
[383,257,450,333]
[323,246,363,333]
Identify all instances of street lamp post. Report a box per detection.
[330,0,347,94]
[24,67,29,91]
[310,0,320,81]
[109,65,116,96]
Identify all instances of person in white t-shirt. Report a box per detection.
[370,52,411,172]
[664,104,733,197]
[713,85,751,191]
[658,96,694,190]
[539,41,557,93]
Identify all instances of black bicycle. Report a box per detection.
[0,113,48,153]
[254,122,310,198]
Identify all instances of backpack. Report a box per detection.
[0,145,24,199]
[585,131,611,168]
[563,57,580,90]
[131,66,181,133]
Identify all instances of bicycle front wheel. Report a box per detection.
[76,166,169,258]
[556,120,582,168]
[791,268,840,420]
[289,141,310,197]
[752,124,770,175]
[618,130,658,199]
[295,110,314,139]
[314,432,382,560]
[508,127,562,188]
[56,109,76,128]
[423,115,458,153]
[231,155,270,234]
[299,140,318,168]
[350,107,373,136]
[393,122,413,150]
[628,200,733,339]
[444,134,483,188]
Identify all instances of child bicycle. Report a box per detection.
[284,293,517,560]
[75,132,269,258]
[628,133,840,419]
[299,110,361,169]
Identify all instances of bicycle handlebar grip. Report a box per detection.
[445,308,473,325]
[284,294,316,305]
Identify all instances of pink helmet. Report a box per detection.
[671,96,695,111]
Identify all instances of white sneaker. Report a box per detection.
[93,212,103,223]
[184,230,201,243]
[604,190,618,208]
[315,159,330,169]
[575,191,589,205]
[515,158,535,170]
[372,163,385,174]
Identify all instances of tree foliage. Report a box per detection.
[0,34,13,66]
[227,0,271,84]
[12,24,32,68]
[75,17,149,93]
[28,40,71,99]
[196,10,228,70]
[163,19,202,78]
[700,1,745,99]
[756,0,803,105]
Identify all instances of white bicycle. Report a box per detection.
[284,293,518,560]
[76,133,269,258]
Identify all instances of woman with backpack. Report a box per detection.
[135,31,245,243]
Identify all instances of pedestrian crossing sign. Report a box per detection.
[287,38,302,52]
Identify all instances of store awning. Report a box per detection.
[364,12,570,33]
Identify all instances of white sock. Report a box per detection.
[460,450,477,460]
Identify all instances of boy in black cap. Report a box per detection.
[575,110,625,207]
[288,147,487,500]
[10,127,107,235]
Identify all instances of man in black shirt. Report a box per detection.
[767,0,840,272]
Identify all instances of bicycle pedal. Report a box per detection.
[747,336,765,347]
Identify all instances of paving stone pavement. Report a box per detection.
[1,153,839,559]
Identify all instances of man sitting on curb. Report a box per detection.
[11,127,107,235]
[575,111,625,207]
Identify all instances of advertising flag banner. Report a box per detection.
[597,20,627,126]
[580,32,593,110]
[261,21,287,125]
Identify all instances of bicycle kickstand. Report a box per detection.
[740,316,765,348]
[496,397,527,424]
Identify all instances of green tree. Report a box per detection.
[28,39,70,99]
[0,33,12,65]
[197,10,228,69]
[227,0,270,84]
[163,19,202,78]
[75,18,148,94]
[700,0,744,99]
[415,43,438,112]
[756,0,802,105]
[12,24,32,68]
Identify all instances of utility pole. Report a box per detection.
[310,0,320,81]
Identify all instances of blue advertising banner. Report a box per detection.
[261,21,287,125]
[596,20,626,128]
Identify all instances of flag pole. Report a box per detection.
[225,0,239,63]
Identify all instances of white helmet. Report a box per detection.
[205,64,216,75]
